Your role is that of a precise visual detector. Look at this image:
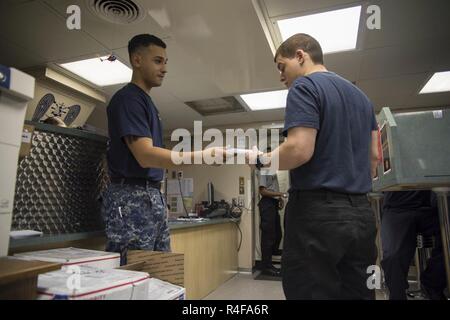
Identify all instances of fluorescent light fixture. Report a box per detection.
[60,56,132,86]
[419,71,450,94]
[240,90,288,111]
[276,6,361,54]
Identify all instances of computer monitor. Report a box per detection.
[207,182,214,205]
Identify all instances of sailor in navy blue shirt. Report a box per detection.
[102,34,170,265]
[283,71,378,194]
[254,33,380,299]
[102,34,227,265]
[107,82,164,182]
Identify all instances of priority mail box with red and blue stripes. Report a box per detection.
[37,266,150,300]
[147,278,185,300]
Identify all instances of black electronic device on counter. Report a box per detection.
[201,200,230,219]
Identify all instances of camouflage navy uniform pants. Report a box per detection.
[101,183,171,265]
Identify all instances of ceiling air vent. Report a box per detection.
[86,0,146,25]
[185,96,248,116]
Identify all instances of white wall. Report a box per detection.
[176,164,254,271]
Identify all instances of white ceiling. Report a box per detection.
[0,0,449,133]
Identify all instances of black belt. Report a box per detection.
[111,177,161,189]
[290,189,368,205]
[260,196,279,202]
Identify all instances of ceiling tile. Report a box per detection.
[0,1,105,66]
[359,43,433,80]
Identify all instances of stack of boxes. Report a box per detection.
[14,247,185,300]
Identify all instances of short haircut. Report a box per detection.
[128,34,166,61]
[274,33,324,65]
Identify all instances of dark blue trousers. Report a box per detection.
[282,190,377,300]
[381,207,446,300]
[258,197,282,268]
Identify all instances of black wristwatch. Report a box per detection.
[256,155,263,170]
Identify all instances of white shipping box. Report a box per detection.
[14,247,120,269]
[37,266,150,300]
[147,278,185,300]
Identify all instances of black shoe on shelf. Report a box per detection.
[261,265,281,277]
[421,284,447,300]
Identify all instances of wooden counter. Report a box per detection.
[0,257,61,299]
[170,220,239,299]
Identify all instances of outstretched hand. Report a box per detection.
[202,146,234,165]
[245,146,263,169]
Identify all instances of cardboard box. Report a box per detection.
[14,247,120,270]
[127,250,184,287]
[147,278,185,300]
[37,266,149,300]
[19,124,34,158]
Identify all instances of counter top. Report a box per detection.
[9,231,105,249]
[0,257,61,285]
[9,218,240,249]
[168,217,240,230]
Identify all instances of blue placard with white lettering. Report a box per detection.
[0,64,11,90]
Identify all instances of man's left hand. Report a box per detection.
[278,198,285,210]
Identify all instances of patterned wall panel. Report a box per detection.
[11,123,109,234]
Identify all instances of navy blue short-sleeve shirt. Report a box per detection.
[283,72,377,194]
[107,83,164,181]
